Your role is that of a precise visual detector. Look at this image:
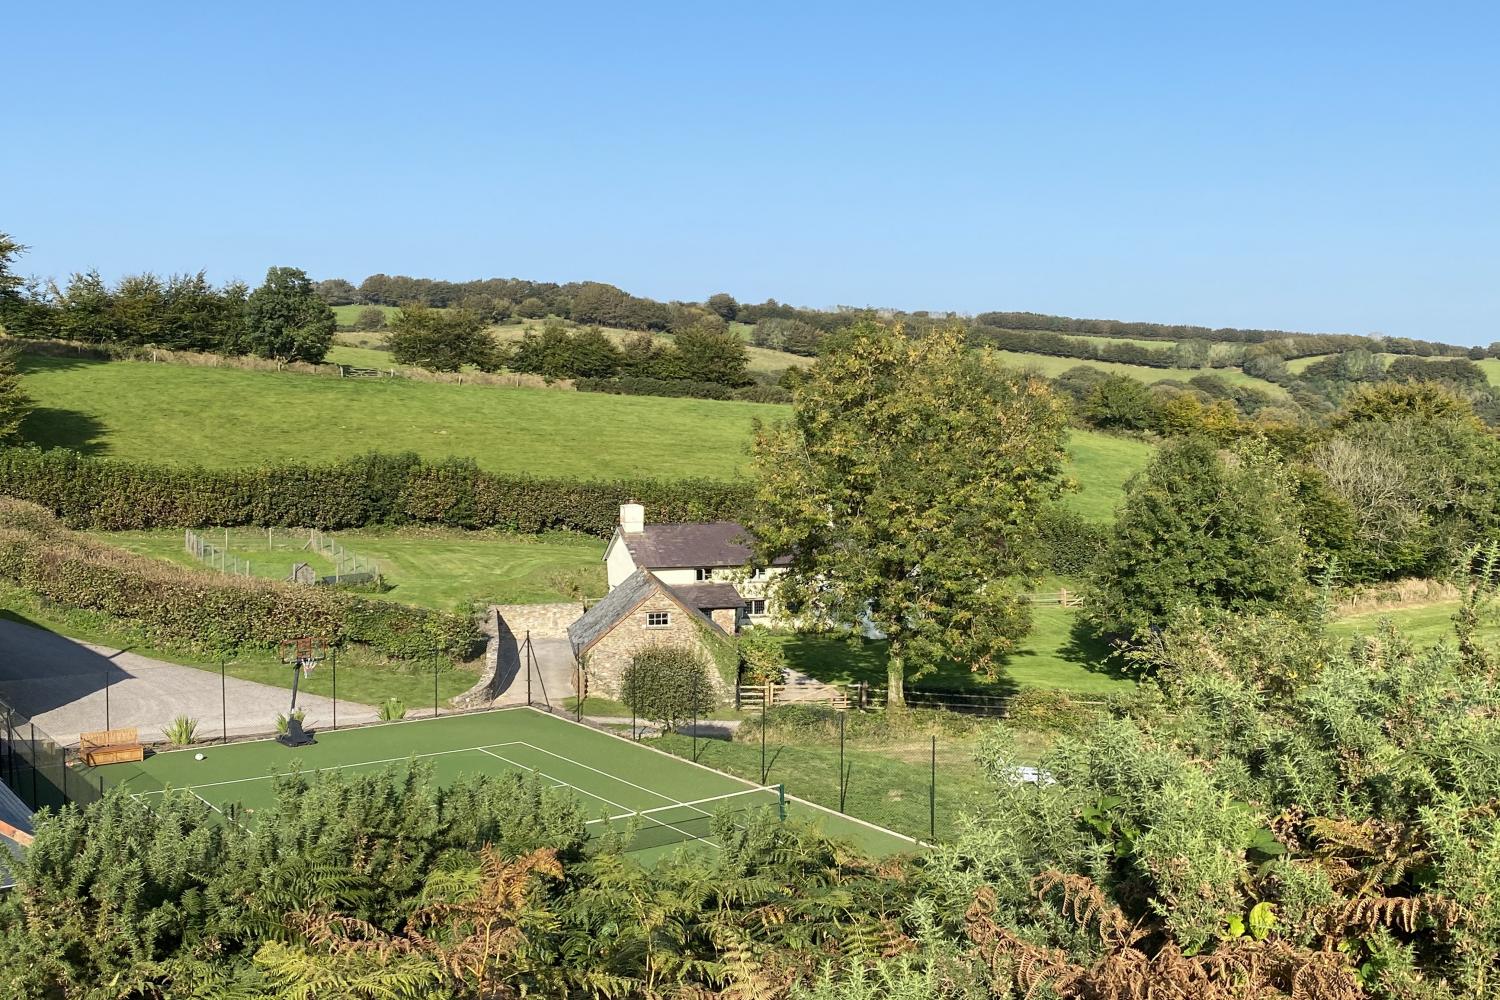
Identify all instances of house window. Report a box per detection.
[695,568,713,581]
[645,611,671,628]
[746,599,767,616]
[749,567,767,580]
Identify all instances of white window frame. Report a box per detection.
[695,567,714,581]
[746,599,767,616]
[645,610,671,628]
[749,567,767,580]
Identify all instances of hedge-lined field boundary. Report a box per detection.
[0,499,478,659]
[4,335,569,391]
[0,448,752,536]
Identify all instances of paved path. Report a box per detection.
[490,635,577,708]
[0,619,376,746]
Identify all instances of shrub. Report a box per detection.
[274,708,305,736]
[619,645,716,731]
[1001,688,1100,734]
[0,499,478,660]
[737,628,787,685]
[378,697,407,721]
[1035,506,1109,576]
[162,715,199,746]
[575,375,734,400]
[352,306,387,331]
[0,448,751,536]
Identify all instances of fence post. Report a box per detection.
[760,695,767,784]
[29,724,38,809]
[525,632,532,706]
[221,658,228,744]
[929,735,937,843]
[839,711,846,813]
[331,646,337,731]
[104,667,111,732]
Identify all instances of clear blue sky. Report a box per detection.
[6,2,1497,342]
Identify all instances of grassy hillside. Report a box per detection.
[331,303,400,326]
[991,351,1289,398]
[18,355,771,480]
[18,355,1150,517]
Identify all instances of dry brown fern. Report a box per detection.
[963,884,1368,1000]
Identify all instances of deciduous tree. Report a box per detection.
[746,322,1069,706]
[1085,437,1307,636]
[244,266,337,363]
[386,304,496,371]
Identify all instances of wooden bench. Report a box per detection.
[79,728,144,766]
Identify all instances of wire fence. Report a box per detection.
[305,529,379,582]
[184,528,253,577]
[0,702,107,813]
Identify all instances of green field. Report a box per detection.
[1329,599,1500,646]
[18,355,1148,518]
[18,354,774,480]
[91,707,921,859]
[331,304,400,326]
[991,351,1289,398]
[92,526,606,612]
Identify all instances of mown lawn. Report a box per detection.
[18,354,1148,520]
[768,603,1134,699]
[1330,599,1500,646]
[90,526,606,613]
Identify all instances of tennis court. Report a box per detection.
[90,707,920,860]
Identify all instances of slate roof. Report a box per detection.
[673,582,745,610]
[568,569,727,655]
[620,521,791,570]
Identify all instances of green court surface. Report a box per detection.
[92,708,920,861]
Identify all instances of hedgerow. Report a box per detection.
[0,447,751,535]
[0,499,478,659]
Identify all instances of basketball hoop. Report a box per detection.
[275,637,329,745]
[278,636,329,671]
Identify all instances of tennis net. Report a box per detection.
[586,784,785,853]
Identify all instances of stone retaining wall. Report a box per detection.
[492,602,587,640]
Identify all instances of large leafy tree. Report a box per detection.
[244,266,336,363]
[1086,436,1307,636]
[386,303,498,371]
[673,321,750,386]
[745,322,1069,705]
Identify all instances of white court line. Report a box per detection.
[132,740,531,794]
[477,746,722,849]
[129,727,752,853]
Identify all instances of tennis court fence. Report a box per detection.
[0,699,106,812]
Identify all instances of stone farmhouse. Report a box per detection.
[565,504,789,700]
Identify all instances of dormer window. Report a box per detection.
[695,568,713,581]
[749,567,767,580]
